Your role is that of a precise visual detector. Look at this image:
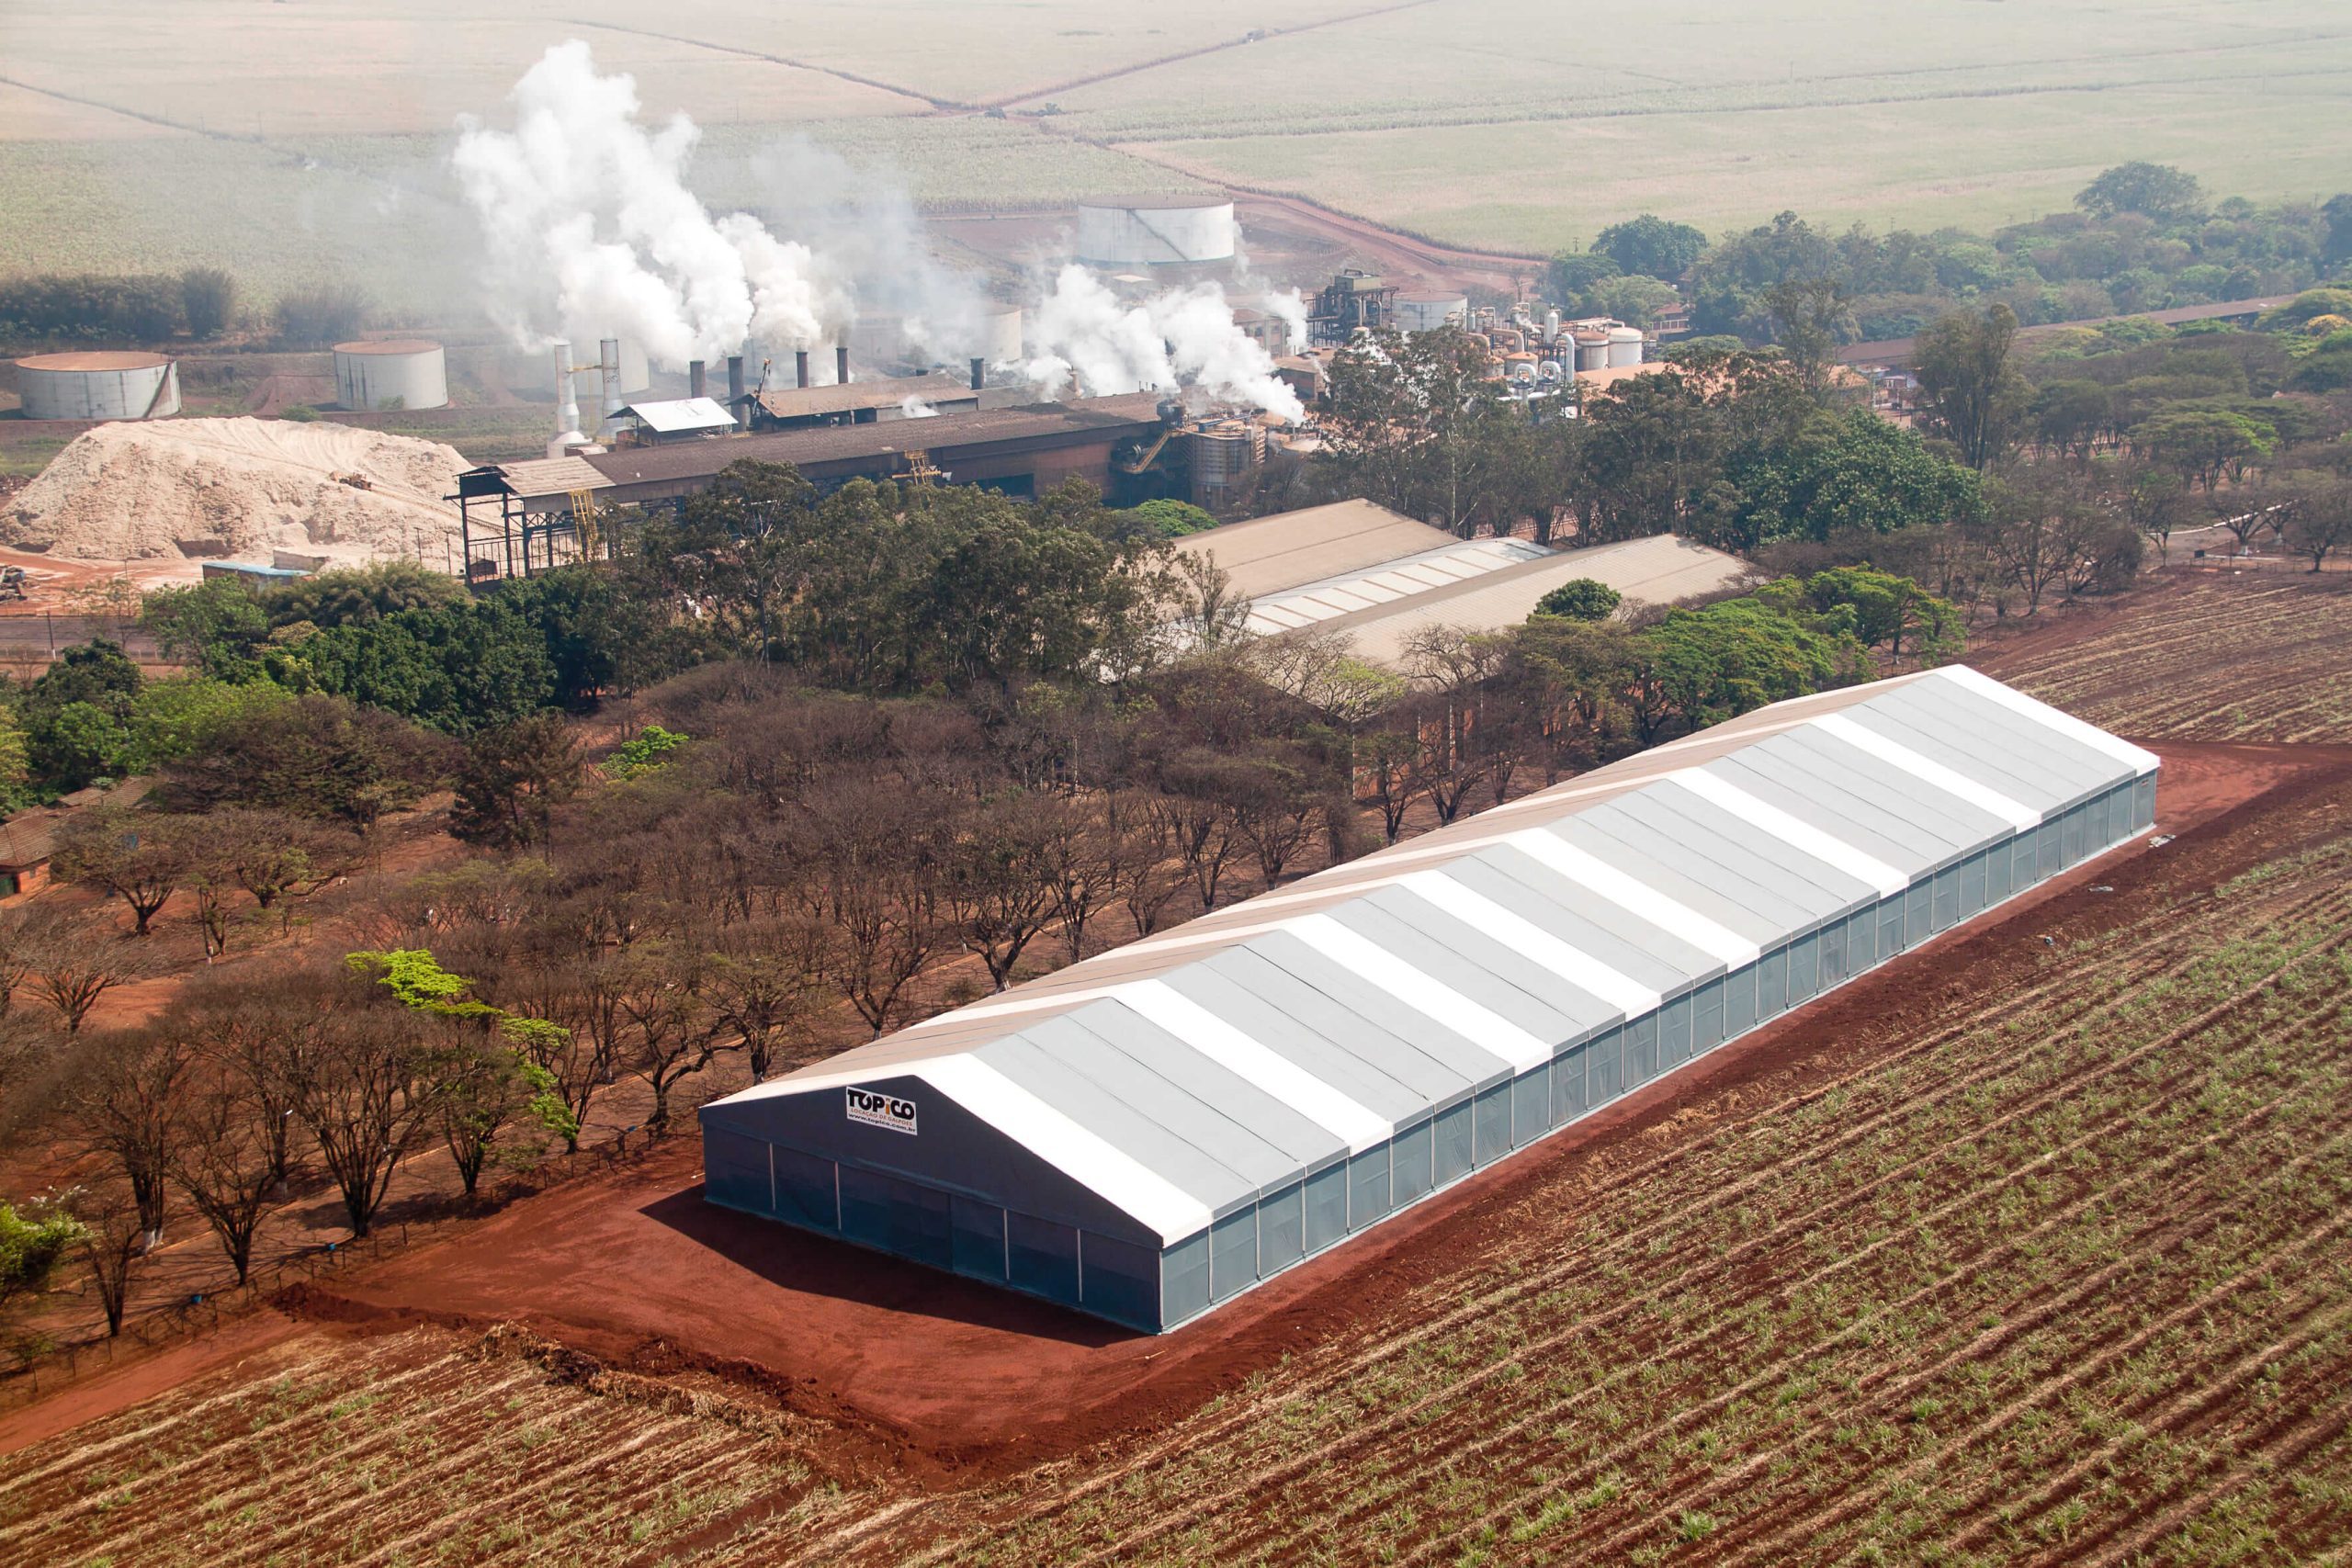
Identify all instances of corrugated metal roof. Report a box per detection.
[1173,502,1456,600]
[1329,534,1750,669]
[708,666,2159,1242]
[493,456,613,502]
[620,397,737,434]
[1244,536,1552,634]
[751,373,978,420]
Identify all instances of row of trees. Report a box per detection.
[1549,166,2351,344]
[0,271,376,349]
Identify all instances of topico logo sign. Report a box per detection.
[845,1087,919,1136]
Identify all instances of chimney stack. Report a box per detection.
[969,356,986,393]
[835,342,850,385]
[795,349,810,389]
[727,354,747,430]
[688,359,706,399]
[548,341,585,457]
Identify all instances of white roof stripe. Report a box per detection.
[1399,871,1661,1020]
[1286,912,1553,1071]
[1667,768,1907,898]
[1811,711,2042,832]
[919,1056,1214,1242]
[1936,664,2160,776]
[1501,828,1761,967]
[1113,981,1393,1153]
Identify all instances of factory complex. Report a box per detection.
[701,667,2162,1330]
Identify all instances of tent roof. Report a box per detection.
[708,667,2156,1243]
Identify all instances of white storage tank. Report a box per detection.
[1573,332,1610,372]
[1075,196,1237,265]
[1393,291,1469,333]
[1607,326,1646,367]
[978,304,1023,367]
[333,339,449,412]
[15,351,180,420]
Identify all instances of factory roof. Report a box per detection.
[1243,536,1553,635]
[708,665,2159,1243]
[1326,534,1751,670]
[750,372,978,421]
[489,455,612,503]
[579,393,1165,489]
[618,397,738,434]
[1172,500,1455,601]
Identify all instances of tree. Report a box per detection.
[1125,498,1219,537]
[450,714,583,852]
[140,578,271,680]
[53,806,190,936]
[1534,579,1623,622]
[2075,162,2206,224]
[1763,276,1856,401]
[1595,214,1709,282]
[941,793,1064,993]
[703,922,825,1081]
[2130,409,2273,495]
[68,1180,146,1337]
[179,266,236,340]
[0,1200,86,1308]
[156,694,448,828]
[260,560,467,631]
[611,946,724,1132]
[11,906,153,1032]
[1913,303,2026,470]
[2030,379,2114,465]
[1548,250,1622,300]
[1631,598,1869,737]
[2282,480,2352,571]
[73,1027,194,1251]
[277,965,442,1237]
[1796,567,1964,662]
[169,1071,281,1283]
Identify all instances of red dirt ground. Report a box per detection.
[236,738,2329,1481]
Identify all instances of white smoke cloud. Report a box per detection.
[452,41,850,366]
[1265,288,1309,353]
[899,395,939,419]
[1017,265,1305,423]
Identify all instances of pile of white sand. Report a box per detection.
[1,417,470,566]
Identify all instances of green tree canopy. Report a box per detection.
[2075,162,2206,224]
[1533,579,1623,622]
[1595,214,1709,282]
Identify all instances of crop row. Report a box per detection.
[836,833,2352,1566]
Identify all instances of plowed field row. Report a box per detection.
[808,861,2352,1567]
[1979,576,2352,744]
[0,1329,819,1568]
[831,829,2352,1566]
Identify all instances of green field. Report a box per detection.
[0,0,2346,303]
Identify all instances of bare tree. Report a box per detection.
[73,1028,193,1251]
[941,794,1063,992]
[15,907,155,1033]
[703,919,826,1081]
[169,1071,281,1282]
[52,807,190,937]
[70,1179,147,1337]
[2282,479,2352,572]
[799,794,945,1038]
[277,976,441,1237]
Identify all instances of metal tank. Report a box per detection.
[978,304,1023,367]
[15,351,179,420]
[332,339,448,412]
[1075,197,1237,265]
[1189,419,1266,507]
[1573,331,1610,372]
[1392,290,1469,333]
[1607,326,1646,367]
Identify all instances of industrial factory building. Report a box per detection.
[701,668,2162,1331]
[1175,502,1748,665]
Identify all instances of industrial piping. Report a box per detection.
[727,355,747,430]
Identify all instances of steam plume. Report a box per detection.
[1019,265,1305,423]
[453,41,848,366]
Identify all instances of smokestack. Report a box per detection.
[835,342,850,386]
[970,356,985,393]
[548,341,585,457]
[795,349,810,389]
[727,355,746,430]
[688,359,706,399]
[598,337,622,436]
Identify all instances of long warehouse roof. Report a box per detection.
[709,666,2158,1245]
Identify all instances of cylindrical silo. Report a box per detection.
[1393,291,1469,333]
[332,339,449,412]
[979,304,1023,367]
[1573,331,1610,372]
[14,352,180,420]
[1075,196,1237,265]
[1607,326,1645,367]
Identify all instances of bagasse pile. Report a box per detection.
[2,416,468,564]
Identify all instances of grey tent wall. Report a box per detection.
[704,771,2154,1334]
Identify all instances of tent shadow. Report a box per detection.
[638,1183,1135,1348]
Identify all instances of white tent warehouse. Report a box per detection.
[699,666,2159,1333]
